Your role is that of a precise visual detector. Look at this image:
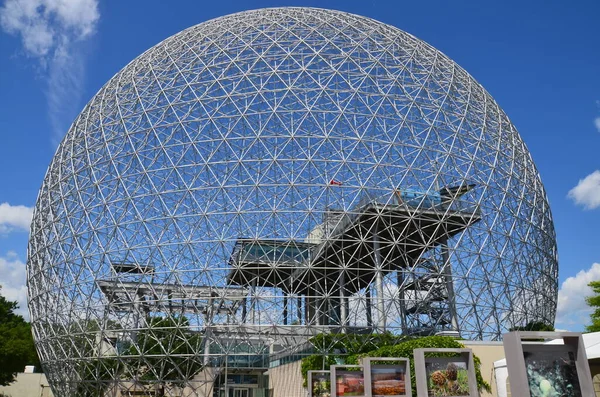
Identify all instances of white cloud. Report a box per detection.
[0,0,99,142]
[555,263,600,330]
[0,202,33,234]
[0,251,28,319]
[568,170,600,210]
[595,117,600,133]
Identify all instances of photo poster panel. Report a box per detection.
[523,344,582,397]
[413,348,478,397]
[502,331,595,397]
[330,365,366,397]
[363,357,411,397]
[308,370,331,397]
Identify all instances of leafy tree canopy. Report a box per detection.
[300,332,404,387]
[0,286,40,386]
[353,335,491,396]
[73,315,205,396]
[509,321,555,332]
[75,315,204,397]
[586,281,600,332]
[124,316,204,388]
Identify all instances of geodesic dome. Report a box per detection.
[27,7,557,396]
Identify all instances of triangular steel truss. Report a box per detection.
[26,7,557,397]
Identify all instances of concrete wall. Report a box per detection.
[463,341,506,397]
[267,360,306,397]
[0,373,54,397]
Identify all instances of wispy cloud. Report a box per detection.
[0,202,33,234]
[568,170,600,210]
[555,262,600,330]
[0,251,28,318]
[0,0,99,143]
[595,101,600,133]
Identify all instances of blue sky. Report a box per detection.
[0,0,599,330]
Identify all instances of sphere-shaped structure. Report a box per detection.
[27,7,557,396]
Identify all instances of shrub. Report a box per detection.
[351,336,491,396]
[300,332,404,387]
[301,334,491,396]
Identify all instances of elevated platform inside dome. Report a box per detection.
[227,239,314,290]
[226,185,480,331]
[227,196,481,296]
[97,280,248,314]
[297,199,480,294]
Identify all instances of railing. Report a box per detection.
[229,188,481,267]
[233,240,313,265]
[325,189,481,238]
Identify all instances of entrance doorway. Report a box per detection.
[230,388,249,397]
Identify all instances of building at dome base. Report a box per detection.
[26,7,558,397]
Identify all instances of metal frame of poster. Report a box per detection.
[363,357,412,397]
[330,365,366,397]
[413,348,478,397]
[308,370,331,397]
[503,331,594,397]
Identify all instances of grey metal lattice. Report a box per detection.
[26,7,557,396]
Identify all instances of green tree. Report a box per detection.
[72,319,124,397]
[0,286,41,386]
[124,316,204,394]
[71,316,204,396]
[586,281,600,332]
[75,356,122,397]
[509,321,555,332]
[300,332,404,386]
[353,335,491,396]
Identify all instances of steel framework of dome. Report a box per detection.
[27,7,558,397]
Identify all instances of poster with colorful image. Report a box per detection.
[424,358,470,397]
[334,369,365,397]
[309,371,331,397]
[371,365,407,396]
[522,346,583,397]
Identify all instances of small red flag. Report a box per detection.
[329,179,343,186]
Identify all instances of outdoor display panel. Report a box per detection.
[308,370,331,397]
[363,357,411,397]
[413,348,478,397]
[331,365,366,397]
[503,331,594,397]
